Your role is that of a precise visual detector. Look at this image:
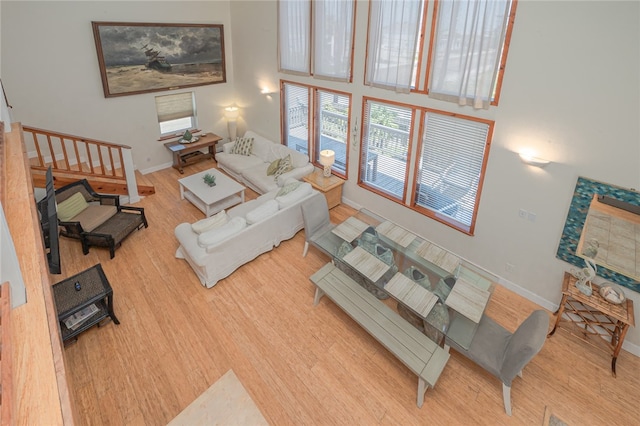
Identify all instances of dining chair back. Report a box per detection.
[301,192,334,257]
[446,310,549,416]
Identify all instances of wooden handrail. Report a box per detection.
[23,126,155,199]
[23,125,129,182]
[0,282,12,426]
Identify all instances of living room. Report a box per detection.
[1,0,639,424]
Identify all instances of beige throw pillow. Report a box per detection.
[267,158,281,176]
[230,137,254,156]
[273,154,293,180]
[191,210,229,234]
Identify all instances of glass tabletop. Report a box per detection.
[311,209,497,350]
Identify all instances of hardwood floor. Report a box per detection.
[59,161,640,426]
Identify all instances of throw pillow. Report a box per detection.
[266,158,281,176]
[57,192,89,221]
[191,210,229,234]
[276,180,301,197]
[230,137,254,156]
[198,216,247,249]
[273,154,293,180]
[275,182,312,208]
[245,199,279,225]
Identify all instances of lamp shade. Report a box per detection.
[224,106,239,121]
[319,149,335,167]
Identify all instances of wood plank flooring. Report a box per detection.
[58,161,640,425]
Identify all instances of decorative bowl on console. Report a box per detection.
[599,283,626,305]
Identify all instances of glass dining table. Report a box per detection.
[310,208,498,350]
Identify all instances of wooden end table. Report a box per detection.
[303,170,345,209]
[53,263,120,344]
[548,272,635,377]
[164,132,223,174]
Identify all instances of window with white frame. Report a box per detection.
[282,81,351,177]
[278,0,355,81]
[155,92,197,136]
[359,97,492,234]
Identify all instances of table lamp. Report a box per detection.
[319,149,335,178]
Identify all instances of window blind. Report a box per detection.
[316,91,350,174]
[282,83,310,151]
[415,112,490,229]
[155,92,195,123]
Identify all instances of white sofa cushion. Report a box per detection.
[246,131,277,162]
[216,152,264,173]
[275,182,312,208]
[246,199,279,225]
[198,216,247,249]
[191,210,228,234]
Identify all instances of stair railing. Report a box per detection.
[23,126,141,203]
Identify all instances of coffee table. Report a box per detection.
[178,168,245,217]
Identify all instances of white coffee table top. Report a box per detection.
[178,168,245,205]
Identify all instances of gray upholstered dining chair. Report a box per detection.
[445,310,549,416]
[301,192,335,257]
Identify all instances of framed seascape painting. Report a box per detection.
[92,22,226,97]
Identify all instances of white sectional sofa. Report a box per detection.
[174,181,317,288]
[216,130,315,194]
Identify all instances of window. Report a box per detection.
[282,82,310,152]
[364,0,515,107]
[360,100,413,200]
[316,92,350,175]
[365,0,423,92]
[155,92,196,136]
[359,97,492,234]
[278,0,355,81]
[413,112,492,233]
[278,0,311,74]
[428,0,515,108]
[281,81,351,177]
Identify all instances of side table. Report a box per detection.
[303,170,345,209]
[164,132,223,174]
[548,272,634,376]
[53,263,120,344]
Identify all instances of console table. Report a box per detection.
[53,264,120,344]
[548,272,635,377]
[164,132,223,173]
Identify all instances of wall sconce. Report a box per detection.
[519,152,550,168]
[261,87,276,96]
[319,149,335,177]
[224,105,239,140]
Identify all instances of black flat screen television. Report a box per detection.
[37,167,61,274]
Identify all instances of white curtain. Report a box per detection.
[313,0,354,81]
[365,0,421,93]
[278,0,311,74]
[429,0,511,109]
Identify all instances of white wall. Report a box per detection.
[3,1,640,350]
[229,0,640,350]
[1,1,236,173]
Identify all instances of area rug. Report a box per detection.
[543,406,569,426]
[167,370,269,426]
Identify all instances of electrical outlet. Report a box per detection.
[505,263,516,273]
[518,209,527,219]
[527,212,537,222]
